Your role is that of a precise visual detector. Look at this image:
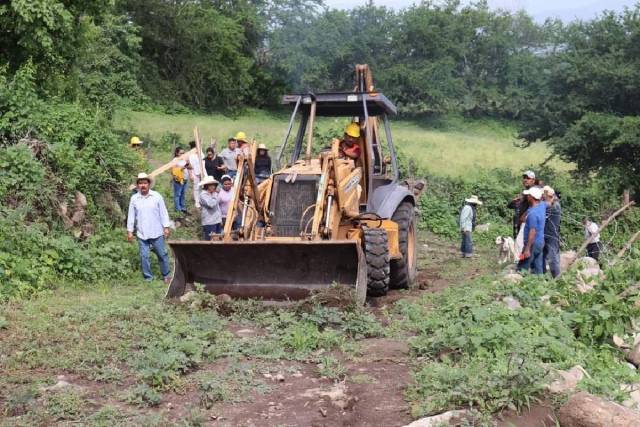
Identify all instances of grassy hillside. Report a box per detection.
[115,110,571,176]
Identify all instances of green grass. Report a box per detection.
[115,109,572,177]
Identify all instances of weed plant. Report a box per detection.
[399,253,640,418]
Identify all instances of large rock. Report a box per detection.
[402,411,461,427]
[621,384,640,409]
[626,343,640,367]
[560,251,577,272]
[547,365,590,394]
[576,257,599,269]
[557,392,640,427]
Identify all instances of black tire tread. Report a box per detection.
[390,201,417,289]
[363,227,390,297]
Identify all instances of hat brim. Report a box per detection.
[465,198,482,205]
[135,176,155,188]
[199,179,219,188]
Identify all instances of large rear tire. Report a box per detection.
[363,227,390,297]
[390,201,418,289]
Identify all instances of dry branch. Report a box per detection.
[618,281,640,299]
[614,231,640,262]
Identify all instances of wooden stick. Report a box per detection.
[611,231,640,265]
[618,281,640,299]
[193,126,205,180]
[128,148,196,190]
[559,201,636,277]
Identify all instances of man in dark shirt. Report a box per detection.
[507,170,537,238]
[203,148,225,182]
[542,186,561,278]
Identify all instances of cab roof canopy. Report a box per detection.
[282,92,397,117]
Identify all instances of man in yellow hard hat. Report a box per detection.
[235,131,250,156]
[129,136,146,160]
[338,123,362,164]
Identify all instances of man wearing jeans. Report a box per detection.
[127,173,172,284]
[542,186,561,278]
[517,186,546,275]
[459,195,482,258]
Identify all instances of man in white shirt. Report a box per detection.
[188,140,204,208]
[127,173,171,284]
[582,216,602,262]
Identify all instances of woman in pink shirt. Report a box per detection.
[218,175,239,230]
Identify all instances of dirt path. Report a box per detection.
[0,233,557,427]
[155,234,501,427]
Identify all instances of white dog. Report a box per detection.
[495,235,517,264]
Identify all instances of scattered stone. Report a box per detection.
[402,410,460,427]
[343,396,358,411]
[627,363,637,371]
[319,408,327,417]
[217,294,232,302]
[190,299,202,309]
[275,374,285,382]
[268,402,275,406]
[302,383,349,409]
[236,329,255,335]
[57,375,66,381]
[502,296,521,310]
[626,343,640,367]
[504,273,523,283]
[547,365,590,394]
[263,373,273,379]
[614,334,629,349]
[166,402,173,408]
[558,391,640,427]
[39,380,72,392]
[622,384,640,408]
[418,281,429,290]
[292,372,303,378]
[179,291,195,303]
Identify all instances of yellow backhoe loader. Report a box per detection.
[167,65,425,302]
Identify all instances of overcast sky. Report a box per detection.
[323,0,639,22]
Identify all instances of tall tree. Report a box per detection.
[517,6,640,188]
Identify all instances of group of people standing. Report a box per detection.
[170,132,272,213]
[126,132,273,283]
[459,169,602,278]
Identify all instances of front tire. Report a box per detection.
[363,227,390,297]
[390,201,418,289]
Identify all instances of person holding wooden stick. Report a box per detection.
[188,141,204,209]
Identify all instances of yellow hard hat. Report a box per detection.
[235,132,247,141]
[130,136,142,145]
[345,123,360,138]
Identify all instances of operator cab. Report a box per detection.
[277,92,400,213]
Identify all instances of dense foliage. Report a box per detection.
[2,0,640,297]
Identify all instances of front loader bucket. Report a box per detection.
[166,240,367,303]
